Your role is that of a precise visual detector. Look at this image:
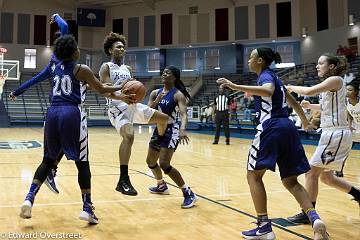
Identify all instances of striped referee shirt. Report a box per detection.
[215,94,229,111]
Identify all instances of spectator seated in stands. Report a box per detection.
[344,46,355,61]
[336,45,345,56]
[200,106,207,123]
[337,45,354,61]
[205,104,214,123]
[343,71,356,84]
[230,99,238,121]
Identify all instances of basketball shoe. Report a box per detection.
[241,220,275,240]
[116,175,138,196]
[181,188,198,209]
[149,182,170,194]
[20,192,35,219]
[44,169,59,194]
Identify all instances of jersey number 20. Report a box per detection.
[53,75,72,96]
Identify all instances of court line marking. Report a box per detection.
[0,187,338,209]
[0,165,352,239]
[128,168,314,240]
[0,161,359,185]
[129,168,314,240]
[0,196,186,208]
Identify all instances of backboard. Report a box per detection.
[0,47,20,81]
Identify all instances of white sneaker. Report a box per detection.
[79,204,99,224]
[20,200,32,219]
[313,219,330,240]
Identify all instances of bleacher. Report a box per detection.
[190,73,242,107]
[2,73,47,124]
[1,72,108,125]
[2,56,359,126]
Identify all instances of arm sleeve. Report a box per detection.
[54,14,69,35]
[12,64,51,96]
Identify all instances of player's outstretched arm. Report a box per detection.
[286,76,342,96]
[217,78,275,97]
[10,64,52,99]
[76,64,122,94]
[51,13,68,35]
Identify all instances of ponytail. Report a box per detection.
[256,47,282,66]
[321,53,348,77]
[175,79,191,100]
[166,65,191,100]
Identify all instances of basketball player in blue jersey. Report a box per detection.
[217,48,329,240]
[145,66,198,208]
[18,35,124,224]
[9,13,68,194]
[286,54,360,225]
[99,32,168,196]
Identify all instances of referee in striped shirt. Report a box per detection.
[213,86,230,145]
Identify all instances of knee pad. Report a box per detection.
[75,161,91,189]
[163,165,173,174]
[148,163,159,169]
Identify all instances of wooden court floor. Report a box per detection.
[0,127,359,240]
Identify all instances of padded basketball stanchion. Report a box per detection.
[0,48,10,127]
[0,75,4,96]
[0,96,10,127]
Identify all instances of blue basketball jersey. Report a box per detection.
[51,61,86,106]
[254,68,288,124]
[156,87,179,123]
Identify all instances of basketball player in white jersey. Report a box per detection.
[99,32,168,195]
[346,80,360,142]
[287,54,360,224]
[335,80,360,177]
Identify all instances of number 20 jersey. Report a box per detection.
[51,61,86,106]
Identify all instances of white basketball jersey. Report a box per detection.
[347,101,360,141]
[102,62,132,106]
[319,78,348,128]
[105,62,131,85]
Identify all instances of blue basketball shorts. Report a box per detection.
[149,123,180,152]
[44,105,88,162]
[247,118,310,179]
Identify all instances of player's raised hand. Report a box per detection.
[9,92,16,101]
[50,13,58,24]
[121,93,136,104]
[217,78,236,90]
[106,90,136,104]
